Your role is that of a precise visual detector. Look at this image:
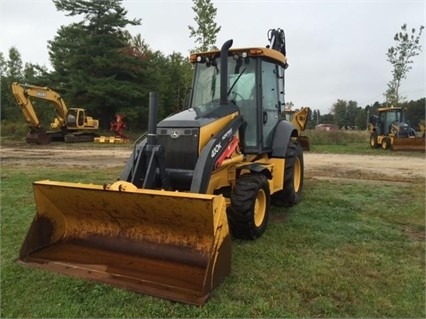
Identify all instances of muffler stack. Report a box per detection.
[19,181,231,305]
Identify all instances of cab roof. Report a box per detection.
[190,47,287,68]
[377,106,405,112]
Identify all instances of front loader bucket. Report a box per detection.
[19,181,231,305]
[392,137,425,152]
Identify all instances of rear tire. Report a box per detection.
[272,141,304,207]
[228,173,270,240]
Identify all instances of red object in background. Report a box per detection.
[110,114,127,139]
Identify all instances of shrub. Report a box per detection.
[0,120,28,139]
[304,129,369,145]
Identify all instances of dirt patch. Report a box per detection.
[304,153,425,184]
[404,226,426,242]
[1,143,425,183]
[0,144,132,168]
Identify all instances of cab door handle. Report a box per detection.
[263,111,268,124]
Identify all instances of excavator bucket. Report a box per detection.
[26,129,51,145]
[392,137,425,152]
[19,180,231,305]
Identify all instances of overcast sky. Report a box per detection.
[1,0,425,114]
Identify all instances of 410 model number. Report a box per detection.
[211,142,222,158]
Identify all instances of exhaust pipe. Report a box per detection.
[220,39,233,105]
[147,92,158,145]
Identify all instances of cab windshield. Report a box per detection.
[190,56,256,117]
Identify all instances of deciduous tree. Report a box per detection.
[385,24,424,106]
[188,0,221,52]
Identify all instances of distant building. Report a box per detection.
[315,124,339,131]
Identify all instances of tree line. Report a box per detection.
[1,0,221,131]
[1,0,424,133]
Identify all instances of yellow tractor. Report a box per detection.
[19,29,309,305]
[369,106,425,151]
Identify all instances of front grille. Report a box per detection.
[156,128,199,170]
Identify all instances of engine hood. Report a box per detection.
[157,104,239,128]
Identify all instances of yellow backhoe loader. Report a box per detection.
[369,106,425,151]
[19,29,309,305]
[12,83,99,144]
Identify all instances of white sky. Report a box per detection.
[1,0,425,114]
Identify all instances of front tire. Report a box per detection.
[228,173,270,240]
[370,132,379,148]
[382,137,391,150]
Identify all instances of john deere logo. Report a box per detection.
[171,131,179,138]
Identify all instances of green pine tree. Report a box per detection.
[48,0,145,128]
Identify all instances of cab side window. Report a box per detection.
[261,61,279,148]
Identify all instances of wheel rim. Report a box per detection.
[254,189,267,227]
[293,157,302,192]
[370,136,375,147]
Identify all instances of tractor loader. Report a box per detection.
[19,29,309,305]
[369,106,425,151]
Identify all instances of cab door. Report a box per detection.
[261,60,280,150]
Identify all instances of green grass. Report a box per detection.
[1,164,424,318]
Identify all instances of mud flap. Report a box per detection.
[19,181,231,305]
[392,137,425,152]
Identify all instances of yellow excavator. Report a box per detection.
[369,106,425,151]
[11,82,99,144]
[19,29,309,305]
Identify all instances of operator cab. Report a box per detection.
[378,107,406,135]
[189,48,287,154]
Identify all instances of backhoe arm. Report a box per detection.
[289,107,310,135]
[267,28,288,68]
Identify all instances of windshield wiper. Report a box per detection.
[227,67,246,96]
